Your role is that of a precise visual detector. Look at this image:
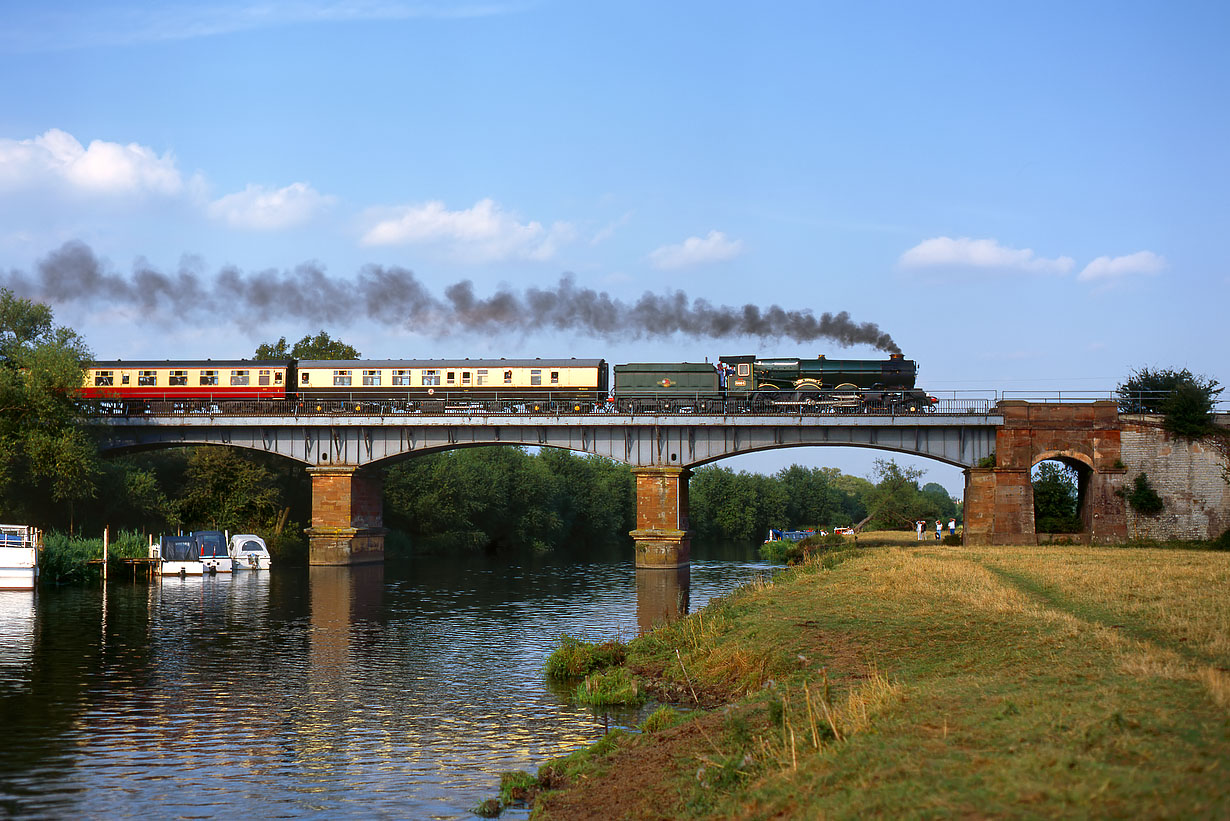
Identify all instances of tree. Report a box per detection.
[858,459,927,531]
[1032,462,1081,533]
[177,447,284,531]
[0,289,100,529]
[1117,366,1222,438]
[776,465,846,529]
[255,331,361,360]
[689,466,786,542]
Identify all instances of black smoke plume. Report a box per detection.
[3,240,901,352]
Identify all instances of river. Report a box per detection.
[0,543,772,819]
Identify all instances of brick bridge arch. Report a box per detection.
[964,401,1127,545]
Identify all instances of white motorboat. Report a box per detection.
[229,534,272,571]
[155,535,204,576]
[0,525,39,590]
[193,530,232,574]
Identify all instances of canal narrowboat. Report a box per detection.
[0,525,39,590]
[228,534,272,571]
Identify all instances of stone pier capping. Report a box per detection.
[305,466,386,565]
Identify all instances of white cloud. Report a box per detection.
[0,128,182,196]
[648,230,744,270]
[208,182,335,231]
[359,198,574,262]
[899,236,1074,274]
[1077,250,1166,282]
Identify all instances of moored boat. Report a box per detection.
[763,528,816,545]
[228,534,272,571]
[155,535,204,576]
[193,530,232,574]
[0,525,39,590]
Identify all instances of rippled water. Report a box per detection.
[0,544,772,819]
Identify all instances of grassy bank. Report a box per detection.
[521,543,1230,818]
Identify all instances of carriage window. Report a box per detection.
[138,370,156,386]
[422,369,440,386]
[363,370,381,386]
[737,363,751,378]
[230,370,249,386]
[476,369,488,386]
[393,369,411,386]
[550,371,559,385]
[301,372,310,384]
[169,370,188,386]
[333,370,352,386]
[200,370,218,386]
[461,371,471,384]
[274,372,283,385]
[121,373,130,385]
[504,370,513,384]
[446,371,455,385]
[258,370,271,386]
[94,371,114,387]
[530,369,542,386]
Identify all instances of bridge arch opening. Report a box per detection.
[1030,453,1092,539]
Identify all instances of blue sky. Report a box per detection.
[1,1,1226,494]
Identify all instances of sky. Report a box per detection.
[1,1,1226,496]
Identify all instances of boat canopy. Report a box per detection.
[160,537,199,562]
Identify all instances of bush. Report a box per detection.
[544,635,626,678]
[574,667,644,707]
[1212,528,1230,551]
[1126,473,1164,516]
[641,705,687,733]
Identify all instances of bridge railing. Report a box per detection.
[1001,390,1230,413]
[83,392,998,419]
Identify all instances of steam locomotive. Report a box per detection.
[79,353,933,413]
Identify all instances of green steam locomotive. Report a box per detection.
[612,353,933,412]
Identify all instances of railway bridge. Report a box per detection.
[88,399,1156,567]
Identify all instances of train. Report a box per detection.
[79,353,934,413]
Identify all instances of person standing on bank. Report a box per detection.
[935,520,942,541]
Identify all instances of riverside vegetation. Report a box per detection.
[498,541,1230,818]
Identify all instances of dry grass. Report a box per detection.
[534,542,1230,819]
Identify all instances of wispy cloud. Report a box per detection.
[1077,250,1166,282]
[359,197,574,262]
[899,236,1073,274]
[648,230,744,270]
[208,182,335,230]
[0,129,183,197]
[0,2,525,52]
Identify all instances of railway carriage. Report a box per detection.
[81,360,293,402]
[295,358,608,410]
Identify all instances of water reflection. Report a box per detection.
[0,543,771,819]
[636,566,690,634]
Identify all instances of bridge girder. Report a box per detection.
[92,414,1002,469]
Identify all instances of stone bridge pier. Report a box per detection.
[630,466,691,569]
[964,401,1127,545]
[306,466,386,565]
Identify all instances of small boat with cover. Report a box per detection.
[155,535,203,576]
[228,534,272,571]
[193,530,232,574]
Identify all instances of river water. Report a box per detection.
[0,543,772,819]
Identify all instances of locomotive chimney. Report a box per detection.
[889,353,904,360]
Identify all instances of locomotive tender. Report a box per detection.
[81,353,932,413]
